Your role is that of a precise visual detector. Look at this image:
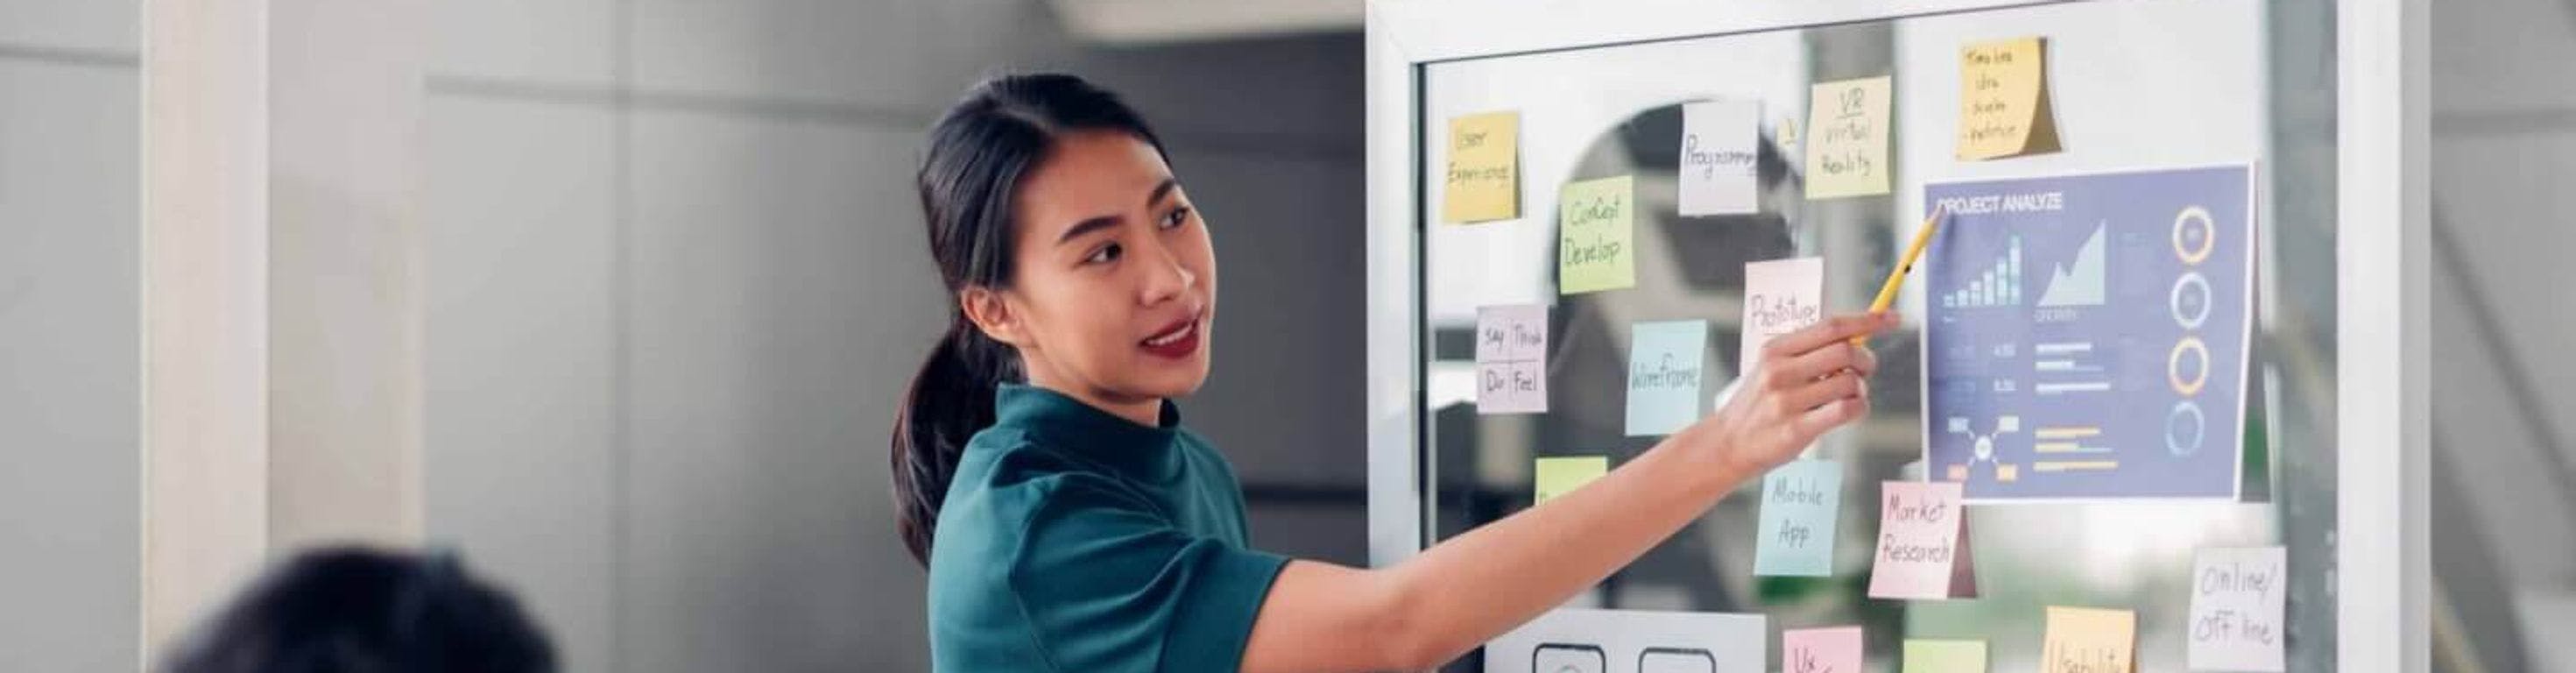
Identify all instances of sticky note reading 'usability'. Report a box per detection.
[1868,480,1977,599]
[1442,111,1520,223]
[1475,304,1549,414]
[1803,76,1893,199]
[2189,547,2287,671]
[1740,257,1826,375]
[1904,640,1988,673]
[1956,36,2060,160]
[1557,175,1637,294]
[1754,458,1843,577]
[1534,456,1609,504]
[1784,627,1862,673]
[2043,606,2137,673]
[1678,100,1762,216]
[1625,320,1709,436]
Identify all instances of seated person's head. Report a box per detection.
[165,546,556,673]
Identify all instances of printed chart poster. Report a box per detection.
[1921,165,2254,501]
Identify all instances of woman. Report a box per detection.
[893,74,1892,672]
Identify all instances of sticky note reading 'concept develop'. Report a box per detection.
[1956,37,2060,160]
[1534,456,1609,504]
[1443,111,1520,223]
[1678,100,1762,216]
[1904,640,1988,673]
[1740,257,1826,375]
[2188,547,2287,671]
[1868,480,1978,599]
[1557,175,1637,294]
[1754,458,1843,577]
[1625,320,1709,436]
[1475,304,1549,414]
[1784,627,1862,673]
[1803,76,1893,199]
[2043,606,2137,673]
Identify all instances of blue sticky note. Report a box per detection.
[1754,458,1845,577]
[1625,320,1709,436]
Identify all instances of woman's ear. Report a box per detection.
[959,287,1025,348]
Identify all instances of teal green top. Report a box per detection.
[927,384,1288,672]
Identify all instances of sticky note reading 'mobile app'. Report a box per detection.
[1754,458,1843,577]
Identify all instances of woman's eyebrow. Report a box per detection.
[1052,178,1180,247]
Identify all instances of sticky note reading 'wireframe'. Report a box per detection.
[2043,606,2136,673]
[1534,456,1609,504]
[1868,480,1978,599]
[1625,320,1709,436]
[1558,175,1637,294]
[1956,37,2060,160]
[1784,627,1862,673]
[2188,547,2286,671]
[1443,111,1521,223]
[1679,100,1762,216]
[1475,304,1549,414]
[1803,76,1893,199]
[1754,458,1844,577]
[1904,640,1988,673]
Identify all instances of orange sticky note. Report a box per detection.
[1956,36,2060,159]
[1443,111,1521,223]
[2043,606,2137,673]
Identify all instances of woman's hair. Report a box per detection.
[163,546,557,673]
[893,73,1169,565]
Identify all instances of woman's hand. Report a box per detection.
[1684,313,1896,478]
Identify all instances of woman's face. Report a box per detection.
[970,130,1216,411]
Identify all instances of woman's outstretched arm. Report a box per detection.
[1239,312,1895,673]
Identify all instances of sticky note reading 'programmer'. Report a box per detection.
[1679,100,1762,216]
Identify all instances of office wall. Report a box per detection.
[0,2,138,669]
[421,1,1364,669]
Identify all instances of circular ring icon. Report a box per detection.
[2168,336,2210,396]
[2166,400,2206,457]
[2170,272,2213,329]
[2173,206,2215,266]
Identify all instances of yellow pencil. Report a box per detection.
[1854,205,1947,346]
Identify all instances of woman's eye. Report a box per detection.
[1161,207,1191,229]
[1085,243,1122,265]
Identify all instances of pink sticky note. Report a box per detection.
[1475,304,1549,414]
[1740,257,1826,375]
[1785,627,1864,673]
[1868,480,1979,599]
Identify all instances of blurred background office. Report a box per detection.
[0,0,2569,671]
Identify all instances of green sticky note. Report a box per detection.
[1534,456,1609,504]
[1903,640,1988,673]
[1556,175,1635,294]
[1754,458,1844,577]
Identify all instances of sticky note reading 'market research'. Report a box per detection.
[1803,76,1893,199]
[2043,606,2137,673]
[1557,175,1637,294]
[1678,100,1762,216]
[1534,456,1609,504]
[1625,320,1709,436]
[1784,627,1862,673]
[1956,36,2061,160]
[1741,257,1826,375]
[1904,640,1988,673]
[1754,458,1843,577]
[1868,480,1978,599]
[2189,547,2287,671]
[1475,304,1549,414]
[1442,111,1520,223]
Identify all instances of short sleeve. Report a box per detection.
[1006,472,1289,672]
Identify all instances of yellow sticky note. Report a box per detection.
[1957,36,2061,159]
[2043,606,2137,673]
[1904,640,1988,673]
[1803,76,1894,199]
[1534,456,1609,504]
[1556,175,1635,294]
[1443,111,1521,223]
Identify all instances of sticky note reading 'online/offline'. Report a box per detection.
[2189,547,2287,671]
[1443,111,1520,223]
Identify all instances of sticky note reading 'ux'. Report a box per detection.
[1678,100,1762,216]
[2043,606,2136,673]
[1784,627,1862,673]
[1754,458,1843,577]
[1868,480,1977,599]
[1442,111,1520,223]
[1904,640,1988,673]
[1557,175,1637,294]
[1625,320,1709,436]
[1534,456,1609,504]
[1956,36,2060,160]
[2188,547,2287,672]
[1803,76,1893,199]
[1474,304,1549,414]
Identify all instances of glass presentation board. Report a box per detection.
[1401,0,2342,670]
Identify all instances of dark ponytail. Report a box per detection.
[893,73,1169,566]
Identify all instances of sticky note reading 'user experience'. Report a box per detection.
[1534,456,1609,504]
[1754,458,1844,577]
[1784,627,1863,673]
[1868,480,1978,599]
[1803,76,1893,199]
[2043,606,2137,673]
[1443,111,1520,223]
[2189,547,2287,672]
[1679,100,1762,216]
[1904,640,1988,673]
[1741,257,1827,375]
[1475,304,1549,414]
[1625,320,1709,436]
[1557,175,1637,294]
[1956,36,2060,160]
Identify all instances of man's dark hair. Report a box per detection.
[165,546,557,673]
